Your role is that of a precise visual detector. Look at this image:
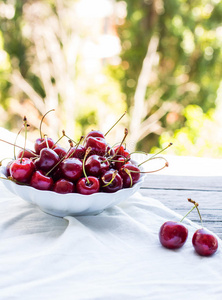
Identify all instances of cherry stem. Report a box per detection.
[108,157,130,163]
[126,150,148,160]
[82,147,91,185]
[109,128,128,160]
[53,130,66,147]
[125,168,133,187]
[45,159,62,177]
[130,156,169,174]
[14,124,24,160]
[138,143,172,167]
[104,111,126,137]
[130,163,168,174]
[0,139,38,157]
[45,154,65,177]
[44,134,49,148]
[140,164,168,173]
[45,139,78,177]
[180,205,197,223]
[39,109,55,140]
[20,116,28,164]
[63,133,77,145]
[0,157,13,166]
[53,130,77,147]
[66,136,84,159]
[188,198,203,227]
[102,170,118,187]
[105,142,118,157]
[106,141,127,157]
[179,199,203,227]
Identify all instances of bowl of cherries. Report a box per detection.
[1,112,166,217]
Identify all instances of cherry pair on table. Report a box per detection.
[159,199,218,257]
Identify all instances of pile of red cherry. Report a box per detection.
[159,198,218,257]
[4,117,141,195]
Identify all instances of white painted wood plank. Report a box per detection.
[139,188,222,238]
[142,174,222,191]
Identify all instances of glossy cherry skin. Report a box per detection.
[53,179,75,194]
[119,163,140,188]
[53,145,67,158]
[30,170,53,190]
[85,155,110,177]
[106,144,115,157]
[101,170,123,193]
[114,157,129,170]
[85,136,107,156]
[51,166,63,182]
[192,228,218,256]
[113,145,130,159]
[60,158,83,182]
[66,145,86,160]
[76,176,100,195]
[34,148,60,172]
[17,149,37,159]
[34,137,55,154]
[159,221,188,249]
[85,130,105,139]
[10,158,35,183]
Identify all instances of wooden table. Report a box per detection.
[139,155,222,239]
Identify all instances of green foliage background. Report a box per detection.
[1,0,222,157]
[112,0,222,156]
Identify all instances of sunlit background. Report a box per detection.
[0,0,222,157]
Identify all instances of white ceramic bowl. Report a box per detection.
[0,164,145,217]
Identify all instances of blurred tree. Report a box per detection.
[0,0,126,143]
[113,0,222,154]
[1,0,222,157]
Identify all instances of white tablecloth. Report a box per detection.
[0,128,222,299]
[1,188,222,300]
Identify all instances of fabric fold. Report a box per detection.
[0,186,221,300]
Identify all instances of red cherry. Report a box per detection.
[86,130,105,139]
[30,170,53,190]
[60,158,83,182]
[53,179,75,194]
[101,169,123,193]
[85,136,107,156]
[53,145,67,158]
[76,176,100,195]
[106,144,115,157]
[34,137,55,154]
[85,155,110,177]
[34,148,60,172]
[17,149,37,159]
[192,228,218,256]
[114,157,129,170]
[119,163,140,188]
[51,166,63,182]
[113,145,130,159]
[66,145,86,160]
[35,109,55,154]
[159,221,188,249]
[10,158,35,183]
